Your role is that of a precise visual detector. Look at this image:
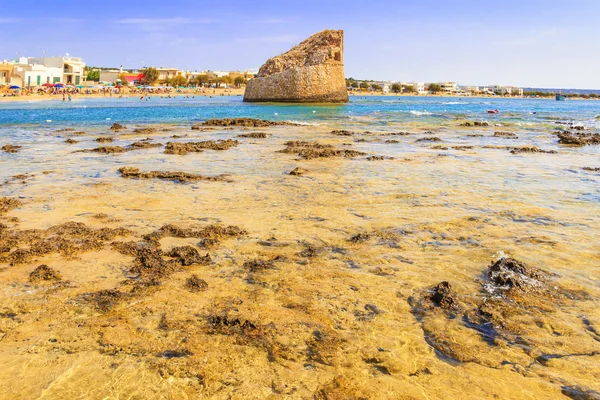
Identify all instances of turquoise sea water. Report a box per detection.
[0,95,598,128]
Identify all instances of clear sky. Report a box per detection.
[1,0,599,89]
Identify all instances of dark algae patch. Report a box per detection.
[109,123,126,131]
[237,132,268,138]
[279,141,366,160]
[202,118,297,127]
[78,146,127,154]
[0,198,21,215]
[128,141,163,150]
[494,131,518,138]
[416,137,442,142]
[1,144,22,153]
[185,274,208,292]
[118,167,231,183]
[0,222,131,264]
[289,167,307,176]
[510,146,557,154]
[164,139,239,155]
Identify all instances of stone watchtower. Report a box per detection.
[243,30,349,103]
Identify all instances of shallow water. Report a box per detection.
[0,96,599,399]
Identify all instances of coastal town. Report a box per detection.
[0,53,527,98]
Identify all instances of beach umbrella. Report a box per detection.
[9,85,20,89]
[54,83,64,88]
[76,85,85,88]
[42,83,54,87]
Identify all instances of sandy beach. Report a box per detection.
[3,89,596,104]
[0,87,246,103]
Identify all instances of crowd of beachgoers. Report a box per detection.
[0,85,243,100]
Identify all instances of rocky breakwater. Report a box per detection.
[243,29,349,103]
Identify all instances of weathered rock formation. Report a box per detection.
[244,30,349,103]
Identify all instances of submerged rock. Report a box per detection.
[493,131,518,138]
[1,144,22,153]
[486,257,546,291]
[29,265,62,283]
[79,146,126,154]
[109,123,125,131]
[289,167,307,176]
[330,130,355,136]
[430,281,458,309]
[185,274,209,292]
[168,246,210,266]
[237,132,268,138]
[244,29,349,103]
[202,118,294,127]
[510,146,557,154]
[408,255,595,372]
[127,141,163,150]
[558,131,600,146]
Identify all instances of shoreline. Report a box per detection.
[0,87,245,103]
[2,87,598,103]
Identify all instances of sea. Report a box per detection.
[0,95,599,128]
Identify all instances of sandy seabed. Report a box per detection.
[0,117,599,399]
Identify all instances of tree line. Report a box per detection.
[523,91,600,99]
[84,66,248,88]
[345,78,417,93]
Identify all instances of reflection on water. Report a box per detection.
[0,98,599,399]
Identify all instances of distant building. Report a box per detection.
[153,67,181,82]
[440,82,458,93]
[207,70,230,79]
[11,56,85,86]
[0,63,14,85]
[99,69,141,85]
[184,70,208,80]
[489,85,522,96]
[412,82,426,94]
[228,70,255,81]
[99,70,120,83]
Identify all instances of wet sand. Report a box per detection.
[1,118,599,399]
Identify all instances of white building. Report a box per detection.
[440,82,458,93]
[406,82,425,94]
[153,67,181,82]
[491,85,523,96]
[11,56,85,87]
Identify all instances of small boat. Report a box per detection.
[556,94,566,101]
[487,109,499,114]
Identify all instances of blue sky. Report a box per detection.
[1,0,599,88]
